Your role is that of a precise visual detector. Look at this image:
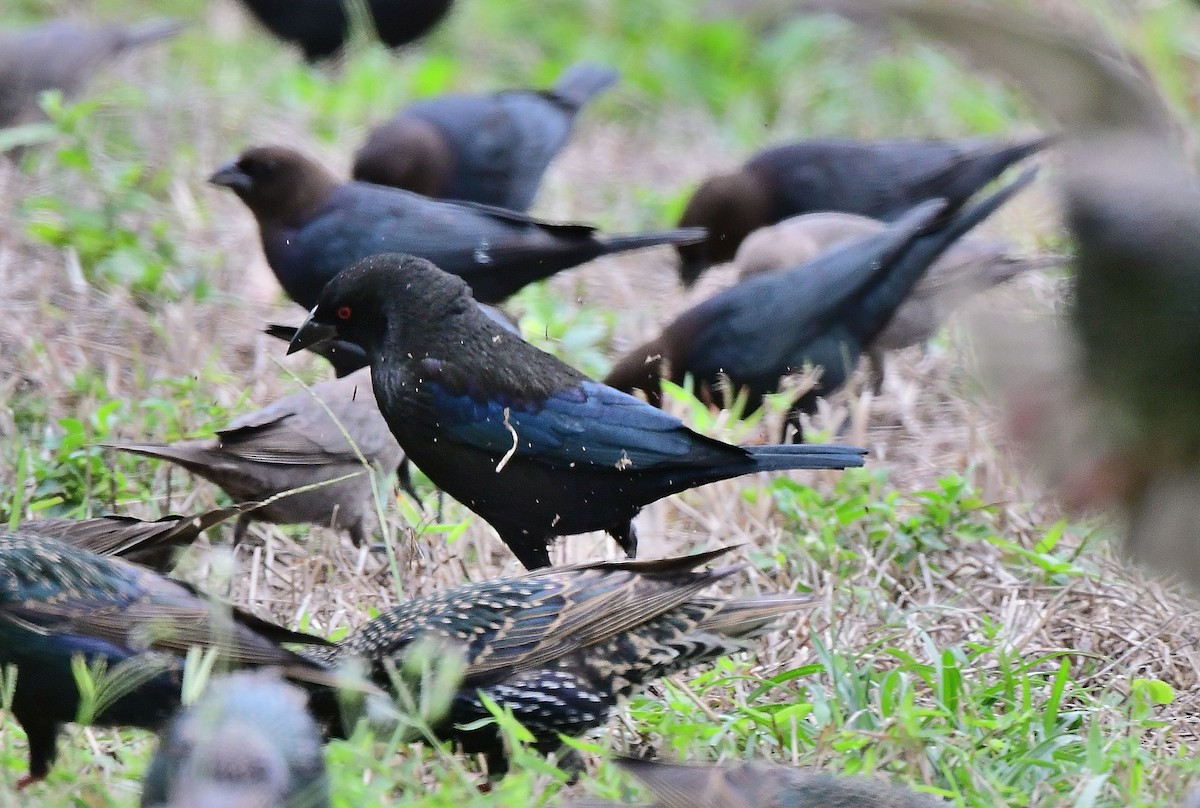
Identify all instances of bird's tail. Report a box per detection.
[104,441,225,479]
[744,442,868,472]
[980,134,1059,173]
[115,18,187,51]
[601,227,709,254]
[855,167,1039,342]
[699,592,812,639]
[550,62,620,109]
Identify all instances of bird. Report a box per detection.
[210,145,706,309]
[732,211,1062,390]
[568,758,944,808]
[286,253,866,569]
[673,135,1051,286]
[108,368,402,547]
[233,0,452,62]
[302,547,808,773]
[0,18,184,131]
[140,671,330,808]
[0,530,334,787]
[352,61,619,211]
[818,0,1200,586]
[604,170,1036,435]
[16,505,244,573]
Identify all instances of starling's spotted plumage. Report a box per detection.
[571,758,944,808]
[17,506,243,573]
[141,671,330,808]
[0,532,333,786]
[305,548,808,771]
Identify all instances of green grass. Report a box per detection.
[3,0,1200,805]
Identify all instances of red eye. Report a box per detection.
[337,306,352,321]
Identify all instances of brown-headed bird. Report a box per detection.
[16,505,244,573]
[733,211,1062,390]
[210,145,705,309]
[0,531,334,787]
[302,547,807,773]
[604,170,1035,434]
[233,0,452,62]
[140,671,329,808]
[0,18,184,131]
[570,758,943,808]
[286,254,865,570]
[109,368,401,547]
[674,135,1050,286]
[353,62,618,211]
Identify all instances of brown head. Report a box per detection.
[603,337,671,407]
[351,117,455,196]
[675,169,774,287]
[209,145,340,229]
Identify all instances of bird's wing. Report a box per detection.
[686,201,945,379]
[421,365,747,470]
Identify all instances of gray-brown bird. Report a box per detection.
[732,211,1062,389]
[0,18,184,130]
[109,368,401,546]
[570,758,943,808]
[140,671,330,808]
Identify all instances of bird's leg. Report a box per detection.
[232,513,252,546]
[865,348,887,395]
[395,458,421,503]
[608,521,638,558]
[15,773,42,790]
[17,720,56,789]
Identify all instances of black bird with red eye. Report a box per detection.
[288,253,866,569]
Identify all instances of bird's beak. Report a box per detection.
[208,160,251,192]
[287,308,338,355]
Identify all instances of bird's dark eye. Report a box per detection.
[337,306,352,321]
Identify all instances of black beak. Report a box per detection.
[287,309,338,355]
[208,160,251,193]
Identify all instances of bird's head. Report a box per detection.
[675,170,773,287]
[209,145,339,226]
[288,253,474,360]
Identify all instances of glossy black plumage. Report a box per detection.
[16,505,243,573]
[140,671,330,808]
[210,145,705,309]
[234,0,451,61]
[0,18,183,130]
[304,548,807,772]
[571,758,943,808]
[0,531,333,786]
[675,135,1051,285]
[108,368,401,546]
[287,254,865,569]
[353,62,618,211]
[605,171,1036,431]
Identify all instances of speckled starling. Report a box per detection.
[0,531,333,787]
[304,547,807,773]
[17,505,243,573]
[141,671,330,808]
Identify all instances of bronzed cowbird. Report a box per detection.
[287,254,865,569]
